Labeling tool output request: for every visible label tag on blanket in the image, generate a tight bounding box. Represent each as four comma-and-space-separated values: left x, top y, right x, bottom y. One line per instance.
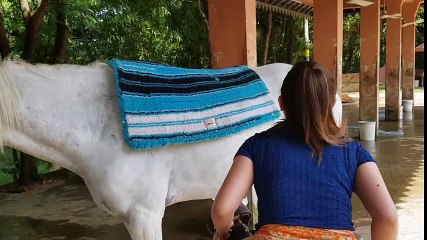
204, 118, 217, 129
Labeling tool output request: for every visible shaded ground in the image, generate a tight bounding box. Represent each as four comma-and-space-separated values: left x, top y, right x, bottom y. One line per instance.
0, 104, 424, 240
345, 105, 424, 240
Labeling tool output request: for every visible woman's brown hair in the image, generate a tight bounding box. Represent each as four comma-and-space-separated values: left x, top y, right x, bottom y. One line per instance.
280, 61, 349, 162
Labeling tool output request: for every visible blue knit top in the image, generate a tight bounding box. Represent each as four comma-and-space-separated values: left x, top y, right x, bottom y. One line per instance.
235, 125, 376, 231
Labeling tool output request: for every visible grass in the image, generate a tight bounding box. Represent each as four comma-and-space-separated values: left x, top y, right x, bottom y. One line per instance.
378, 87, 424, 93
415, 87, 424, 93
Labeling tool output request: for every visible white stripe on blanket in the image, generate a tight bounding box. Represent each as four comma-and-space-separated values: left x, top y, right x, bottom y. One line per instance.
126, 94, 273, 124
128, 103, 277, 136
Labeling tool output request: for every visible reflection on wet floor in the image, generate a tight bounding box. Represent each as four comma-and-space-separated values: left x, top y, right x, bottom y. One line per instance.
0, 106, 424, 240
345, 105, 424, 240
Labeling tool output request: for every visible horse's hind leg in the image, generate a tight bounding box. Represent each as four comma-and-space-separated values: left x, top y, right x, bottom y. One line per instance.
124, 205, 165, 240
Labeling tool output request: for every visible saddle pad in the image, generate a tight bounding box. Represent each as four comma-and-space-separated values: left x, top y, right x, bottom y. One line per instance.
107, 59, 280, 150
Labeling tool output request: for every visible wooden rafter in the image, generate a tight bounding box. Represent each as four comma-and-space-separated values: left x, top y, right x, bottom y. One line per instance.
256, 0, 313, 18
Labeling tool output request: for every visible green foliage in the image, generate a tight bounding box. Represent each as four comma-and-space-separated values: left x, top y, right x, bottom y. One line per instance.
1, 1, 424, 69
415, 5, 424, 69
343, 13, 360, 73
256, 10, 308, 65
0, 149, 15, 185
415, 5, 424, 46
1, 0, 211, 67
0, 149, 52, 186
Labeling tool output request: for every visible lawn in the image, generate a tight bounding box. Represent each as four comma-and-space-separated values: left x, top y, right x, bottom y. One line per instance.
415, 87, 424, 93
378, 87, 424, 93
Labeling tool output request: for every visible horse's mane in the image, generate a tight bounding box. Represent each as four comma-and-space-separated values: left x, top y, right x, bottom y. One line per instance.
0, 60, 21, 151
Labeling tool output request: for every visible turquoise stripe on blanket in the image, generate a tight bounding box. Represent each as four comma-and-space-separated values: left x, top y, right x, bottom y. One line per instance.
107, 59, 280, 150
119, 60, 248, 76
121, 81, 269, 112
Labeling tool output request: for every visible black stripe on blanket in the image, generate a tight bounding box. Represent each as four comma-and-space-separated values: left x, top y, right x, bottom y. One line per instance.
119, 74, 260, 94
118, 69, 255, 84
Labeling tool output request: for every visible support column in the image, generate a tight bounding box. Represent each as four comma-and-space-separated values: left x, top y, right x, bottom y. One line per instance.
313, 0, 343, 94
385, 0, 404, 121
359, 0, 381, 127
402, 0, 422, 102
208, 0, 257, 69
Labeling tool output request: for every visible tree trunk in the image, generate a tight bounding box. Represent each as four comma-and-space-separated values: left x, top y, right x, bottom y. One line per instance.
0, 12, 11, 59
22, 24, 38, 61
52, 0, 68, 64
20, 0, 50, 62
18, 152, 39, 184
279, 15, 287, 63
198, 0, 209, 31
262, 10, 273, 65
286, 15, 294, 64
17, 0, 49, 183
12, 149, 20, 181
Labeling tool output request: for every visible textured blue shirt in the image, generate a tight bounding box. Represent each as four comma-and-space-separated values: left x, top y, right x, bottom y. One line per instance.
235, 126, 376, 231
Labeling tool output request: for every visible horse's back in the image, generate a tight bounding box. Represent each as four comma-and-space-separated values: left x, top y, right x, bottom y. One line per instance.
253, 63, 292, 102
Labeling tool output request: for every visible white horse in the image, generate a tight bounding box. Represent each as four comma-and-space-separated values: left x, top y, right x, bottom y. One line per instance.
0, 60, 342, 240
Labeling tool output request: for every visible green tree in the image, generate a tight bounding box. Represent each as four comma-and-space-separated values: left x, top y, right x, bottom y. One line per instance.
415, 5, 424, 69
342, 12, 360, 73
0, 12, 11, 58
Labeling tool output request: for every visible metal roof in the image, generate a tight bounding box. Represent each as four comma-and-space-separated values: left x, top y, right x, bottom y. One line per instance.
256, 0, 313, 18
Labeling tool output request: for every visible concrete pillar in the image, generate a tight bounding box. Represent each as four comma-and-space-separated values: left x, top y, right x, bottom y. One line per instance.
208, 0, 257, 69
402, 0, 422, 102
313, 0, 343, 94
385, 0, 404, 121
359, 0, 380, 128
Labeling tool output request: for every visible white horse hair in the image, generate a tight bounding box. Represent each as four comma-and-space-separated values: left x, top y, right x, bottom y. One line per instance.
0, 60, 342, 240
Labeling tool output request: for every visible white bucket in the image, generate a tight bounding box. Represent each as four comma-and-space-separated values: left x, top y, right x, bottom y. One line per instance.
403, 111, 414, 121
359, 121, 376, 141
415, 80, 420, 88
402, 100, 414, 112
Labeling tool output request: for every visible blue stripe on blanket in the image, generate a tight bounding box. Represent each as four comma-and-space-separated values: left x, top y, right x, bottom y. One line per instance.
120, 81, 269, 112
107, 59, 280, 150
119, 60, 248, 76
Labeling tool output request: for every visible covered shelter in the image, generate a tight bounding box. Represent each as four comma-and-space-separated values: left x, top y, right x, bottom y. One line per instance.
206, 0, 423, 225
208, 0, 423, 125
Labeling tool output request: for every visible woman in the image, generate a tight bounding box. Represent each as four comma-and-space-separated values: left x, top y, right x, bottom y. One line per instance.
211, 61, 398, 240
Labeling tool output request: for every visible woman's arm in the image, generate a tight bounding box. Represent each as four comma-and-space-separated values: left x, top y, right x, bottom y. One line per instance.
354, 162, 398, 240
211, 155, 254, 239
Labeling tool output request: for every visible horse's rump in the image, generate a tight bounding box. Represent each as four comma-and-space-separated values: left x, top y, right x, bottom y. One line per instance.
107, 59, 280, 150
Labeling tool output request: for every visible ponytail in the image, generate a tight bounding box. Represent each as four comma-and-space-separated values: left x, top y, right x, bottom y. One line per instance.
280, 61, 349, 162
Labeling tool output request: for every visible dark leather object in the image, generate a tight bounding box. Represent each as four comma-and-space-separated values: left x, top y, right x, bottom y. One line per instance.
234, 203, 252, 226
227, 203, 253, 240
228, 222, 253, 240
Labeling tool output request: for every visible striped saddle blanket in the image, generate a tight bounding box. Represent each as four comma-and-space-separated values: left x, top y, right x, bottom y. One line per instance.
107, 59, 280, 150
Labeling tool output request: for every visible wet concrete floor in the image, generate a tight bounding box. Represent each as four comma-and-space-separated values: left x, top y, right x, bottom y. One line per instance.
0, 105, 424, 240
